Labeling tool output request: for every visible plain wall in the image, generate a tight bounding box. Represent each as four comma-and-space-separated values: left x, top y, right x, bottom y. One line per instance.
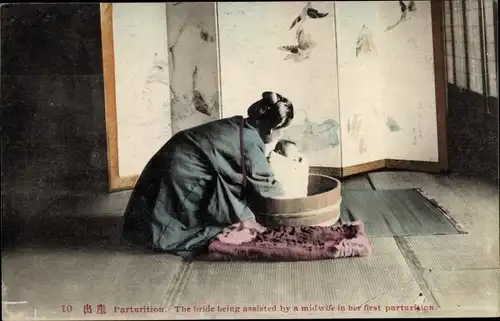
446, 84, 499, 183
443, 0, 499, 183
1, 3, 108, 248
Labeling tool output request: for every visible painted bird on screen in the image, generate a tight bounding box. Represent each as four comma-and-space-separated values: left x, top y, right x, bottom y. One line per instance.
278, 28, 317, 62
399, 0, 417, 19
289, 2, 329, 31
191, 66, 212, 116
386, 0, 417, 31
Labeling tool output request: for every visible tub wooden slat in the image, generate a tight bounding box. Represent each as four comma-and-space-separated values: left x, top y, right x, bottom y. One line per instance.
249, 174, 342, 226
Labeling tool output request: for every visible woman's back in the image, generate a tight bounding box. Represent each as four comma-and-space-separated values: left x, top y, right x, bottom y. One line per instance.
122, 116, 265, 251
121, 91, 295, 257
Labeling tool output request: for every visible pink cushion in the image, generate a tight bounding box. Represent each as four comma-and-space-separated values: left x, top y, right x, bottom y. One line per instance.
202, 220, 373, 261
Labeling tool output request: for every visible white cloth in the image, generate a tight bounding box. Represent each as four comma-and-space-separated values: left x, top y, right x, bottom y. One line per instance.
268, 151, 309, 199
264, 141, 279, 158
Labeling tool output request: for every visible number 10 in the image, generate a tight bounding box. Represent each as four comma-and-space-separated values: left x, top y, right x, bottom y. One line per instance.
61, 305, 73, 312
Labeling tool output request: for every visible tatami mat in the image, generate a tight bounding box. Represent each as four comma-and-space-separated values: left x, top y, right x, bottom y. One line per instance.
368, 172, 499, 317
2, 250, 185, 320
403, 234, 499, 270
367, 172, 499, 268
435, 174, 499, 235
340, 189, 462, 237
3, 172, 498, 320
171, 238, 426, 318
13, 194, 130, 249
341, 175, 372, 189
422, 269, 499, 312
367, 172, 438, 190
367, 171, 499, 236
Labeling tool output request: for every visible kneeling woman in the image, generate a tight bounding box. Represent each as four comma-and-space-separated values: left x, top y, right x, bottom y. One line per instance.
122, 91, 294, 257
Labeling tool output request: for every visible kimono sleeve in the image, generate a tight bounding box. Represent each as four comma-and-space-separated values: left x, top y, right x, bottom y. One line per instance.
244, 142, 284, 198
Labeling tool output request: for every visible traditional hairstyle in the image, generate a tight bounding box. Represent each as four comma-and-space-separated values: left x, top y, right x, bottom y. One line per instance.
247, 91, 294, 130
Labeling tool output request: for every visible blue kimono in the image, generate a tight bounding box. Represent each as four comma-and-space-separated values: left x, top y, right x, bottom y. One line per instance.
122, 116, 284, 257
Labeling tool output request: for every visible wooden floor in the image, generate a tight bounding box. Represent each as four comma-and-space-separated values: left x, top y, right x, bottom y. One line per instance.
2, 171, 499, 319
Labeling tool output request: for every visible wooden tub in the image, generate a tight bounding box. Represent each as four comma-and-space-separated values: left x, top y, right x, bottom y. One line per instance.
249, 174, 342, 227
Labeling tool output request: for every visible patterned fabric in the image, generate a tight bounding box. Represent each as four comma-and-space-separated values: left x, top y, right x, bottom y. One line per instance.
203, 220, 373, 261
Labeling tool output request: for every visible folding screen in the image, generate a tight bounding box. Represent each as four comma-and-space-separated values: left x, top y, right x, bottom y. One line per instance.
166, 2, 220, 134
334, 0, 446, 175
100, 3, 172, 191
101, 1, 446, 192
216, 1, 342, 173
